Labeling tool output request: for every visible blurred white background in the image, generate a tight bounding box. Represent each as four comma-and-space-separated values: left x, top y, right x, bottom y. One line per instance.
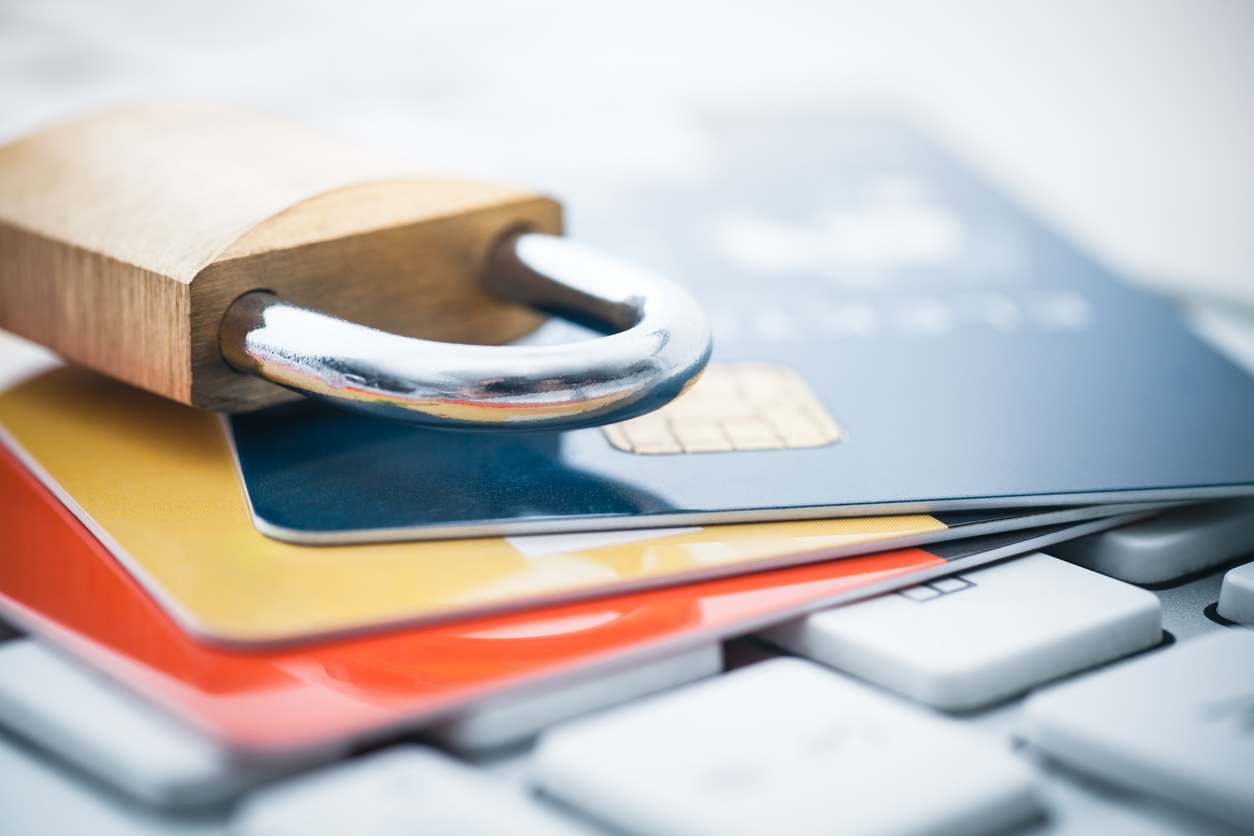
2, 0, 1251, 350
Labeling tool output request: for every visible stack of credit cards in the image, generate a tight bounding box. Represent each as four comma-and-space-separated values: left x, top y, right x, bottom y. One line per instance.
2, 114, 1253, 799
227, 115, 1254, 542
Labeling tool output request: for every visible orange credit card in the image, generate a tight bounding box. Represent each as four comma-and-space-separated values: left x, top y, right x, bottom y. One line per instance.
0, 442, 1135, 760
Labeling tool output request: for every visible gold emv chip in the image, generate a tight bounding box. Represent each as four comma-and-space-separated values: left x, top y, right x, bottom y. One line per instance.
602, 363, 842, 454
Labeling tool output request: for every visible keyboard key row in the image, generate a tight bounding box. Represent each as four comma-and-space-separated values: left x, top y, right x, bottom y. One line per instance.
231, 627, 1254, 836
2, 544, 1252, 835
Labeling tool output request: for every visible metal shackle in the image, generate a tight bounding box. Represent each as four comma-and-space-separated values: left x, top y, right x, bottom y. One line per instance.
218, 233, 712, 430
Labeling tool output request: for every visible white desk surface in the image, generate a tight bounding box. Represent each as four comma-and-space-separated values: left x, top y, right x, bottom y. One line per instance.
2, 0, 1251, 307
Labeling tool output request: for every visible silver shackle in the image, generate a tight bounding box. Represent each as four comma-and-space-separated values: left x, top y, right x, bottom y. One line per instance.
219, 233, 712, 430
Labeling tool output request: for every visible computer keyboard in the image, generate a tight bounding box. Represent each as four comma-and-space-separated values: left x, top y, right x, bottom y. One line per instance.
2, 503, 1253, 836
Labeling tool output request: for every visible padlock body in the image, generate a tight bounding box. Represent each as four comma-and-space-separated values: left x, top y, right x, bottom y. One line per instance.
0, 106, 561, 411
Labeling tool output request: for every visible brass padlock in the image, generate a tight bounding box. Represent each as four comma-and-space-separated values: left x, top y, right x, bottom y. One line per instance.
0, 106, 710, 429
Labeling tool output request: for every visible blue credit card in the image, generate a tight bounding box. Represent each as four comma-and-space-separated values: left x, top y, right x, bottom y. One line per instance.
228, 115, 1254, 541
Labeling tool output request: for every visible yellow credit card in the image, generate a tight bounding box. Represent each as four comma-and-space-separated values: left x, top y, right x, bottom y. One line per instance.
0, 366, 1106, 645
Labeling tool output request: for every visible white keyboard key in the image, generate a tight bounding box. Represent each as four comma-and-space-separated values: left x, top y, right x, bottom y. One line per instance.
533, 658, 1039, 836
0, 639, 287, 807
1023, 629, 1254, 831
1217, 561, 1254, 625
760, 553, 1162, 711
1048, 498, 1254, 584
0, 730, 226, 836
431, 644, 721, 751
231, 745, 591, 836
